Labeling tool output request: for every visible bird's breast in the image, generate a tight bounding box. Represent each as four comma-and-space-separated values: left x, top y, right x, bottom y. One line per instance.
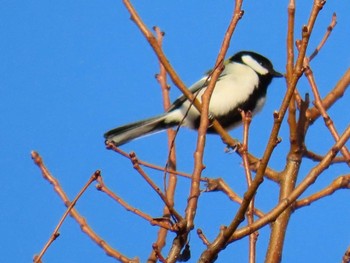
207, 65, 260, 116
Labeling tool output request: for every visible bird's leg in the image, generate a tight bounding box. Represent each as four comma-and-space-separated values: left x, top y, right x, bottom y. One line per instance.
224, 144, 238, 153
207, 112, 215, 128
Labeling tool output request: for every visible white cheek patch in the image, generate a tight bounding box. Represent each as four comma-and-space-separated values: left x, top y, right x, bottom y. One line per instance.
242, 55, 269, 75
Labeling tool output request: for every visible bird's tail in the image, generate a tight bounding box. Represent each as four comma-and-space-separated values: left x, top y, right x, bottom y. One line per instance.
104, 113, 175, 146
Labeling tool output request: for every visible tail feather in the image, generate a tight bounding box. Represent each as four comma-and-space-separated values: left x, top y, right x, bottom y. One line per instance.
104, 113, 174, 146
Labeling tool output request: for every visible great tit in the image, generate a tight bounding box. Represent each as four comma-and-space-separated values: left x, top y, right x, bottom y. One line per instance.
104, 51, 283, 146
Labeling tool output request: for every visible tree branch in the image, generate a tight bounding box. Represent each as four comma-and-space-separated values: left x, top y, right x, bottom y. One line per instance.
31, 151, 138, 263
295, 174, 350, 208
230, 124, 350, 242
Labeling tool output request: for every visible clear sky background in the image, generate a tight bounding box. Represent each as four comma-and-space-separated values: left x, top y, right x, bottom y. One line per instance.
1, 1, 350, 262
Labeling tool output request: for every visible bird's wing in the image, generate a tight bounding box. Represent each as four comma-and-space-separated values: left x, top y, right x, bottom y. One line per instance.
167, 73, 228, 112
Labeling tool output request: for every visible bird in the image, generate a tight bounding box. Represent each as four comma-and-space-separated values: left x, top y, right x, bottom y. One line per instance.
104, 51, 283, 146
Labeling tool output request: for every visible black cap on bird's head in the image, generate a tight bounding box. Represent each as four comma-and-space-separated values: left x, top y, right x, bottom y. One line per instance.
229, 51, 284, 78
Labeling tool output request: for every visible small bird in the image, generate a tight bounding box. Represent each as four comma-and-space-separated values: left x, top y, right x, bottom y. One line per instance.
104, 51, 283, 146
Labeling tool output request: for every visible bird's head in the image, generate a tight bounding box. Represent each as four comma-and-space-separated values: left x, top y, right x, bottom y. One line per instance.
229, 51, 284, 78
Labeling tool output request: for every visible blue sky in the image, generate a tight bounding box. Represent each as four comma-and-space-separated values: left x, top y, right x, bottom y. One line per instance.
1, 1, 349, 262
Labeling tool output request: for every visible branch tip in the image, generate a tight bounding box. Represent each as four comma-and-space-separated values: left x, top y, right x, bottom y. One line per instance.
31, 151, 42, 165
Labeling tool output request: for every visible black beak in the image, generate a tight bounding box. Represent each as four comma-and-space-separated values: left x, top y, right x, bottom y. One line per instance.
272, 70, 284, 78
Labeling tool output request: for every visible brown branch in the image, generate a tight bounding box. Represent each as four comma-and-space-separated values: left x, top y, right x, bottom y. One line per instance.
31, 151, 138, 263
129, 152, 183, 223
34, 171, 100, 263
304, 61, 350, 165
264, 2, 326, 262
95, 176, 175, 231
239, 110, 258, 263
266, 91, 308, 263
165, 0, 245, 260
184, 1, 245, 260
197, 229, 211, 246
306, 67, 350, 123
286, 0, 295, 81
107, 140, 269, 218
309, 12, 337, 61
343, 245, 350, 263
244, 157, 280, 183
152, 243, 167, 263
107, 142, 279, 182
286, 0, 298, 154
204, 178, 264, 218
266, 158, 301, 262
197, 0, 324, 258
149, 26, 179, 263
286, 0, 302, 111
106, 142, 204, 181
122, 0, 240, 152
230, 124, 350, 242
230, 3, 326, 250
295, 174, 350, 208
303, 148, 347, 163
197, 2, 327, 254
297, 94, 310, 151
288, 90, 298, 152
265, 95, 308, 263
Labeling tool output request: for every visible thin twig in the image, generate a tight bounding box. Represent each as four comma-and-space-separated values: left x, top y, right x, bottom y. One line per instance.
31, 151, 138, 263
34, 171, 100, 263
205, 0, 326, 253
149, 26, 179, 262
152, 243, 167, 263
343, 245, 350, 263
309, 12, 337, 61
186, 0, 245, 261
304, 60, 350, 165
295, 174, 350, 208
122, 0, 240, 149
230, 124, 350, 242
197, 229, 211, 246
106, 142, 206, 181
265, 3, 328, 260
96, 176, 175, 231
307, 68, 350, 123
266, 88, 309, 263
303, 148, 347, 163
129, 152, 183, 223
240, 110, 258, 263
244, 158, 280, 183
204, 178, 264, 218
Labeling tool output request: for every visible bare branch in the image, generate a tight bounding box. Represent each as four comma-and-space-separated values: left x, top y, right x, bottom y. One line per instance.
303, 148, 348, 163
304, 61, 350, 165
307, 68, 350, 123
343, 245, 350, 263
309, 12, 337, 61
230, 124, 350, 242
197, 229, 211, 246
34, 171, 100, 263
122, 0, 240, 148
178, 1, 245, 261
31, 151, 138, 263
239, 110, 258, 263
152, 243, 167, 263
129, 152, 183, 223
264, 3, 327, 260
204, 178, 264, 218
96, 176, 175, 231
148, 26, 179, 262
295, 174, 350, 208
106, 142, 203, 181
